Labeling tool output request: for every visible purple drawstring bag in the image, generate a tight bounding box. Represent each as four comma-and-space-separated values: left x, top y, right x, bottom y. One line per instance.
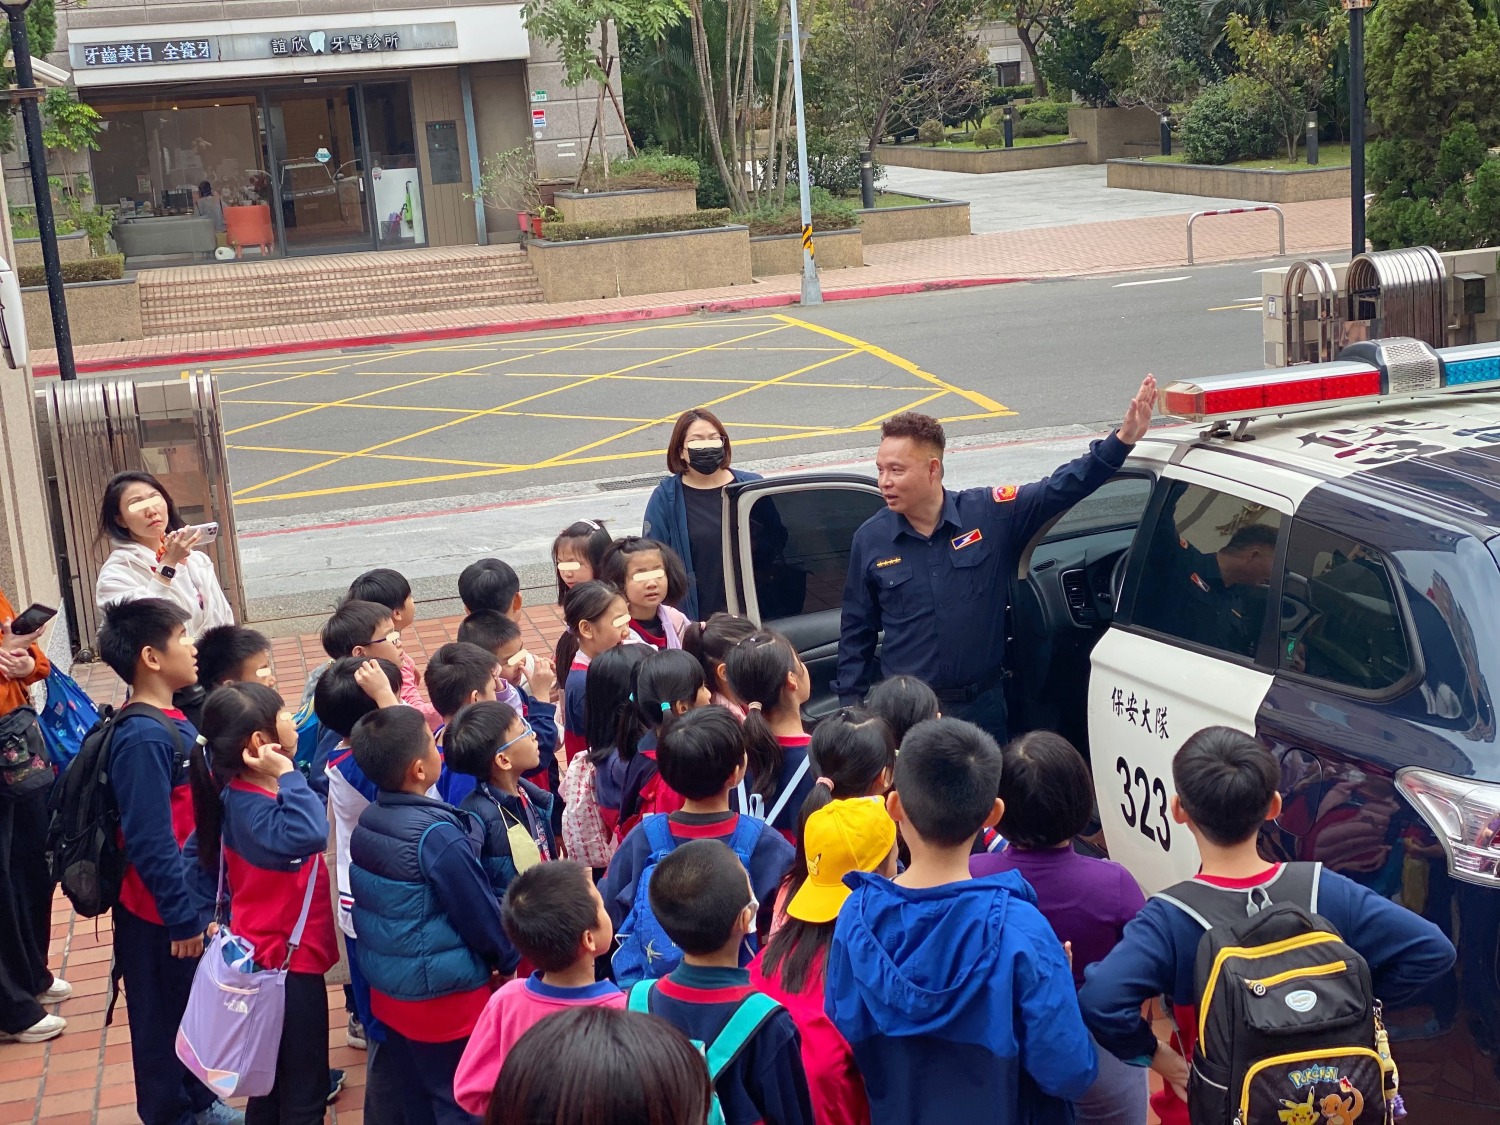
175, 853, 321, 1099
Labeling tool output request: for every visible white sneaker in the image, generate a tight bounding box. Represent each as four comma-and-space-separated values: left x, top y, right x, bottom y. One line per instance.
36, 977, 73, 1004
0, 1013, 66, 1043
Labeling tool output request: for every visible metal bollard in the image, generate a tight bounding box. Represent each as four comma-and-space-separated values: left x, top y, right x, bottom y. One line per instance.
1160, 115, 1172, 157
1306, 112, 1318, 165
1003, 104, 1015, 148
859, 149, 875, 209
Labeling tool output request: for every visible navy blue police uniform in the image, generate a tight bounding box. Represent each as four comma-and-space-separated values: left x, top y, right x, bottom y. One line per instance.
832, 432, 1132, 740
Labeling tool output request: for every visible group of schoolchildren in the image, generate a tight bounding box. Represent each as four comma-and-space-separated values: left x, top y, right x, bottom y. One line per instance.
93, 516, 1459, 1125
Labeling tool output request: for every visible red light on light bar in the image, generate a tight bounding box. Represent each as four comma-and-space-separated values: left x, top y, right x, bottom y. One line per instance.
1164, 369, 1381, 421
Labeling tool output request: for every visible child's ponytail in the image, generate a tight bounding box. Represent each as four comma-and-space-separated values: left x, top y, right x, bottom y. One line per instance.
556, 580, 622, 674
189, 682, 285, 871
628, 649, 706, 751
725, 630, 799, 800
584, 645, 647, 766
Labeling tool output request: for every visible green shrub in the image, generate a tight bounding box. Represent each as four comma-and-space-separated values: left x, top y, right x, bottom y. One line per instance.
986, 83, 1037, 106
1017, 101, 1071, 134
917, 119, 945, 145
579, 149, 700, 191
971, 127, 1004, 149
540, 209, 733, 242
1181, 78, 1280, 165
743, 189, 857, 236
1014, 117, 1053, 139
18, 254, 125, 287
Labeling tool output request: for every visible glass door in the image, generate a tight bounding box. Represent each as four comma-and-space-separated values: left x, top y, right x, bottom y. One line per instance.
360, 82, 425, 248
267, 86, 370, 254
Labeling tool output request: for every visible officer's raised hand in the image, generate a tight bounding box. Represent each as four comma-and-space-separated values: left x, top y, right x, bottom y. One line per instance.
1118, 374, 1158, 445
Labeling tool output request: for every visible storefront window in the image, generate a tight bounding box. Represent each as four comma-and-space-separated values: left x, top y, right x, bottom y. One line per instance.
363, 82, 424, 247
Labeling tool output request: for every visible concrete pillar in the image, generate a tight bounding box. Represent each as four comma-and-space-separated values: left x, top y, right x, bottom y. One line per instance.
526, 29, 630, 183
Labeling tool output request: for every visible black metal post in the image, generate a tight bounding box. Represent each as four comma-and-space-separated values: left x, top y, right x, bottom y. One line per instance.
1306, 112, 1319, 165
1349, 3, 1366, 257
1003, 104, 1014, 148
1160, 115, 1172, 156
4, 2, 75, 379
859, 149, 875, 209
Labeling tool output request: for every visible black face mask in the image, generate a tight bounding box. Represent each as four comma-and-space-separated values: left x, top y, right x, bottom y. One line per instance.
687, 446, 726, 475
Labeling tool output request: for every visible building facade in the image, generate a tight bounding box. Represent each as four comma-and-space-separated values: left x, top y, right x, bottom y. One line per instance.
23, 0, 625, 261
976, 20, 1036, 86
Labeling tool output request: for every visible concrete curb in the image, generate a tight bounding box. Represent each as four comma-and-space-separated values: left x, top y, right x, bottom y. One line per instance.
30, 276, 1027, 377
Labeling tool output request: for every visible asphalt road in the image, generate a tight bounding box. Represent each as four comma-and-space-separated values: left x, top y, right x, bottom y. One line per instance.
128, 257, 1304, 525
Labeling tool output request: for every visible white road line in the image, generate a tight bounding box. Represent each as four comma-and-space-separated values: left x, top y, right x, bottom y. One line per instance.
1113, 276, 1191, 288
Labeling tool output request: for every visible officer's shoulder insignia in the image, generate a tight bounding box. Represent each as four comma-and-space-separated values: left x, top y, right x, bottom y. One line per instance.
1179, 536, 1190, 549
992, 485, 1019, 503
1190, 572, 1211, 593
875, 556, 903, 569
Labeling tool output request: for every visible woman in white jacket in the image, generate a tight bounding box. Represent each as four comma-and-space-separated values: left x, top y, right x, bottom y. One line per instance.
95, 471, 233, 641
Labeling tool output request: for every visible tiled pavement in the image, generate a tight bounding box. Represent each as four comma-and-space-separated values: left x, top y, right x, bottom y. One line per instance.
32, 197, 1352, 375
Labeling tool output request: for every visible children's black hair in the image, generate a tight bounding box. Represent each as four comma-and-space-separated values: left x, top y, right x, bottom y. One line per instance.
759, 915, 836, 997
552, 519, 612, 604
487, 1006, 711, 1125
657, 705, 746, 801
313, 656, 402, 738
459, 557, 520, 615
682, 612, 757, 698
864, 675, 940, 749
584, 644, 648, 766
445, 700, 523, 779
599, 536, 690, 609
501, 860, 600, 973
647, 839, 753, 955
617, 649, 706, 764
98, 470, 185, 542
189, 682, 284, 870
998, 731, 1095, 849
456, 609, 521, 655
97, 597, 190, 685
424, 641, 500, 719
195, 625, 271, 690
554, 580, 623, 677
724, 630, 801, 800
346, 568, 413, 614
351, 705, 432, 791
320, 600, 393, 661
1173, 725, 1279, 847
894, 717, 1003, 848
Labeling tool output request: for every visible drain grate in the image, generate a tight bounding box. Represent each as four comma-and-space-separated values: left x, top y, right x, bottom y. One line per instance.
597, 475, 661, 492
340, 344, 396, 354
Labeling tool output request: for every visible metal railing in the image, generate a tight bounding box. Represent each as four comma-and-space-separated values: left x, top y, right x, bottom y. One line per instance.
1186, 205, 1286, 265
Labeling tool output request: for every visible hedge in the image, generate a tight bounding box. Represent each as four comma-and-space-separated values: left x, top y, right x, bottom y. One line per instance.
1017, 101, 1071, 135
578, 150, 701, 191
540, 209, 734, 242
986, 83, 1037, 106
19, 255, 125, 287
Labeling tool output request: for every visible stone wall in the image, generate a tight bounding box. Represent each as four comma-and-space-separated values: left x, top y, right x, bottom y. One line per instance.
750, 229, 863, 277
856, 198, 970, 245
526, 225, 751, 303
553, 187, 697, 224
1069, 107, 1160, 162
1108, 159, 1351, 204
13, 233, 92, 267
22, 279, 143, 350
875, 140, 1087, 174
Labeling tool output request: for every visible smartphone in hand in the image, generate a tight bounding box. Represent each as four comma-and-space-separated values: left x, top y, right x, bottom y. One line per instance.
186, 522, 220, 545
8, 603, 57, 636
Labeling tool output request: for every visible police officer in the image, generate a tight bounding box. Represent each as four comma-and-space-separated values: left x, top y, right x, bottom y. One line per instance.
832, 376, 1157, 741
1142, 505, 1277, 658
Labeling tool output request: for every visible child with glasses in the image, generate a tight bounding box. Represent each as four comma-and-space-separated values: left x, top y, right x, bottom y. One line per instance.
346, 568, 441, 731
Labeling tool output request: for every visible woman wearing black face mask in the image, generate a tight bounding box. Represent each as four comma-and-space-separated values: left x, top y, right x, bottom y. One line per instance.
643, 409, 765, 620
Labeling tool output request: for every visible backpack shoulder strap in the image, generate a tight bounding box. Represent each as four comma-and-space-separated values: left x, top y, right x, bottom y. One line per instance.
725, 812, 766, 863
1155, 863, 1324, 931
642, 814, 677, 859
627, 979, 656, 1014
115, 702, 187, 757
764, 754, 812, 826
706, 993, 783, 1081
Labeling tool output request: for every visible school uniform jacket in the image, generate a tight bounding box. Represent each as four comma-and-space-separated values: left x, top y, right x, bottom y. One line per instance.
458, 779, 556, 903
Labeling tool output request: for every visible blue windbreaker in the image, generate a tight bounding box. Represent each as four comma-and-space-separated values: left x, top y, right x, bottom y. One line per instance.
825, 870, 1098, 1125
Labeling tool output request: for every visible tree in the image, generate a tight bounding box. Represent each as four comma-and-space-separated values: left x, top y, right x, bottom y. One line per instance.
982, 0, 1071, 97
1224, 10, 1344, 159
1038, 0, 1140, 107
522, 0, 689, 183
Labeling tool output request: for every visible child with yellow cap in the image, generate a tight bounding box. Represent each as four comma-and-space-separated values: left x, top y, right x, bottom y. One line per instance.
751, 795, 898, 1125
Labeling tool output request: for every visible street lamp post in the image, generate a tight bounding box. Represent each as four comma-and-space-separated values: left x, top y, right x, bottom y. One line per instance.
785, 0, 822, 306
1346, 0, 1372, 258
3, 0, 75, 379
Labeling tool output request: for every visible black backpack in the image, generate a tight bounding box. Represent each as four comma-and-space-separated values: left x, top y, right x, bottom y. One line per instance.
1157, 863, 1395, 1125
47, 702, 185, 918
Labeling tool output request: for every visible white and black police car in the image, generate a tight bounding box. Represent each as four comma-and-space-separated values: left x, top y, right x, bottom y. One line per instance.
706, 335, 1500, 1119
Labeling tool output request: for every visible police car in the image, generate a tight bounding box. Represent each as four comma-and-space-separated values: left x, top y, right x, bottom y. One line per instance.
712, 335, 1500, 1119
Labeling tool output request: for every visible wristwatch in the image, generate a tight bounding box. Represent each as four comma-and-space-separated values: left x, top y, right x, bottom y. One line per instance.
157, 565, 177, 582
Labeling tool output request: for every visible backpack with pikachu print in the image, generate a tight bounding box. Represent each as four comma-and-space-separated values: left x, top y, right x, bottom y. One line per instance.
1157, 863, 1403, 1125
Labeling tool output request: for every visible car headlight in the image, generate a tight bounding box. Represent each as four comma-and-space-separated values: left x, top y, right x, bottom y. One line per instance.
1396, 767, 1500, 886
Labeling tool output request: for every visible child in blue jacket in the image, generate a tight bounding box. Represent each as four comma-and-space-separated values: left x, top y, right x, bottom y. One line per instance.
825, 717, 1097, 1125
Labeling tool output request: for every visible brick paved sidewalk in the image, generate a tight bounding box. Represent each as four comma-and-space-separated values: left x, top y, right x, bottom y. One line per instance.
32, 198, 1350, 376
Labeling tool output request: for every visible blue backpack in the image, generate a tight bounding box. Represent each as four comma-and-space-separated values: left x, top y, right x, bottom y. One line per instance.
38, 668, 100, 771
612, 814, 765, 987
291, 697, 323, 778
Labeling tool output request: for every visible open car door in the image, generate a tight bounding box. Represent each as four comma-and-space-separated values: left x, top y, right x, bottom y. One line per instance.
722, 474, 884, 720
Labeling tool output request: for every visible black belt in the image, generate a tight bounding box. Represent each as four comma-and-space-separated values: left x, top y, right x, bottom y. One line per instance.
933, 667, 1008, 705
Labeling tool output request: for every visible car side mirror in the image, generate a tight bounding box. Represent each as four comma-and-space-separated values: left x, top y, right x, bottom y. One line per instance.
0, 255, 29, 371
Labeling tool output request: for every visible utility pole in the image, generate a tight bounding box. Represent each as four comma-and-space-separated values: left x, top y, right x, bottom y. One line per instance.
786, 0, 822, 305
1346, 0, 1371, 259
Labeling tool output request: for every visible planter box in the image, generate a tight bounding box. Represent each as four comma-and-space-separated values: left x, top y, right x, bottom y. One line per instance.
751, 228, 863, 277
1106, 159, 1352, 204
526, 226, 752, 303
856, 196, 971, 245
876, 141, 1087, 174
1069, 106, 1162, 162
22, 278, 142, 349
13, 231, 91, 268
553, 187, 698, 224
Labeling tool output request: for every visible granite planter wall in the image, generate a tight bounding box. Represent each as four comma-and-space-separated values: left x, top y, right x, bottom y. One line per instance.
23, 278, 142, 349
552, 187, 699, 224
526, 225, 752, 302
875, 140, 1087, 174
855, 197, 970, 244
1106, 159, 1352, 204
750, 228, 863, 276
14, 232, 91, 268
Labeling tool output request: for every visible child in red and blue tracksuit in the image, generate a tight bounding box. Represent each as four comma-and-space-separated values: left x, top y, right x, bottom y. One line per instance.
188, 682, 336, 1125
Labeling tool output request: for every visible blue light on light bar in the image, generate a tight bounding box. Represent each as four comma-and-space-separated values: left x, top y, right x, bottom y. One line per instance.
1445, 355, 1500, 386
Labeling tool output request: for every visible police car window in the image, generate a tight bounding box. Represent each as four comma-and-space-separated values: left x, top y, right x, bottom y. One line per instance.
1040, 474, 1153, 543
744, 488, 885, 620
1279, 521, 1411, 691
1131, 481, 1282, 660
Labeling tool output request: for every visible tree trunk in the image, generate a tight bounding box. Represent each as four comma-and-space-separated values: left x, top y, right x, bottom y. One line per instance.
1018, 23, 1048, 97
688, 0, 746, 211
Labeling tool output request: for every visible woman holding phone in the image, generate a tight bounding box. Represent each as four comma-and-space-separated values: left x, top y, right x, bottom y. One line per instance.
95, 471, 233, 640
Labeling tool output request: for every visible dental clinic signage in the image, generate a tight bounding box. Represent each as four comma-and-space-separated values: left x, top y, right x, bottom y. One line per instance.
72, 22, 458, 70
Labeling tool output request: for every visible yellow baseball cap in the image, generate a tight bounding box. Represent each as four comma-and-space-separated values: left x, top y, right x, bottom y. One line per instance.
787, 797, 897, 924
